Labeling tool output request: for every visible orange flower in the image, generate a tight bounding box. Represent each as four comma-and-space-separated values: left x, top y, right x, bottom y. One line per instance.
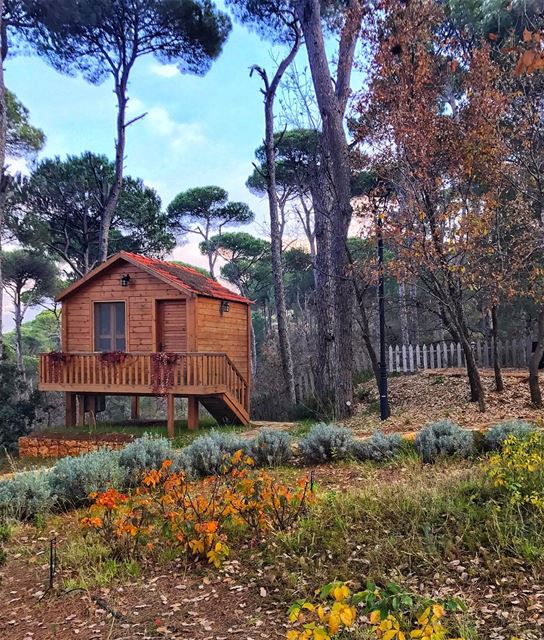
143, 469, 161, 488
94, 488, 127, 509
80, 516, 103, 529
195, 520, 219, 534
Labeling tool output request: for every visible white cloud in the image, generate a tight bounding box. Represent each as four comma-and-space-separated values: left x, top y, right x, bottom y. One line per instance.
148, 63, 180, 78
127, 98, 206, 155
146, 107, 206, 154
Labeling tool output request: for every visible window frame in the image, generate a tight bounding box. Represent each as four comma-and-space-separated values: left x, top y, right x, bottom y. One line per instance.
93, 301, 127, 352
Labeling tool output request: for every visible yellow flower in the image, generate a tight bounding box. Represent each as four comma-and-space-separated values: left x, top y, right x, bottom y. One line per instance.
188, 538, 205, 554
370, 610, 382, 624
332, 584, 350, 602
338, 605, 355, 627
328, 611, 340, 635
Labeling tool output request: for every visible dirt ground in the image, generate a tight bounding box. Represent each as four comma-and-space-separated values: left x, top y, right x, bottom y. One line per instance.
3, 371, 544, 639
1, 458, 544, 640
344, 368, 544, 436
0, 553, 286, 640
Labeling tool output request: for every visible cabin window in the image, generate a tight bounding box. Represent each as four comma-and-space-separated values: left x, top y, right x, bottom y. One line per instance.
94, 302, 126, 352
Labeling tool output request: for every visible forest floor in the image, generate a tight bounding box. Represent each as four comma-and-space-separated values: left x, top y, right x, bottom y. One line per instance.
344, 368, 543, 436
2, 370, 544, 638
2, 368, 539, 476
1, 457, 544, 640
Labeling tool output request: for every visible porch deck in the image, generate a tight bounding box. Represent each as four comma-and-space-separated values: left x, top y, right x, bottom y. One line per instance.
38, 351, 250, 427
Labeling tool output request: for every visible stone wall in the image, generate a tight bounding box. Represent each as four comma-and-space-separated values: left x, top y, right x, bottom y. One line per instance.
19, 432, 134, 459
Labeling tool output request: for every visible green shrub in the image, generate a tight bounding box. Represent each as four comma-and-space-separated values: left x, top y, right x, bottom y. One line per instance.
119, 434, 173, 483
487, 432, 544, 511
0, 360, 41, 453
249, 429, 292, 467
483, 420, 534, 452
414, 420, 474, 463
350, 431, 403, 462
174, 430, 248, 478
49, 450, 126, 508
0, 521, 10, 543
299, 423, 354, 464
354, 385, 373, 404
0, 471, 54, 520
0, 520, 9, 566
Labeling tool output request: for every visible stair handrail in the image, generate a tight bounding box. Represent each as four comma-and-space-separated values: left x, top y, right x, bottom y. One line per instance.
222, 354, 249, 410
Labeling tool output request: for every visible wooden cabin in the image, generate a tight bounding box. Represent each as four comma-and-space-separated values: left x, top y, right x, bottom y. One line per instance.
38, 251, 252, 433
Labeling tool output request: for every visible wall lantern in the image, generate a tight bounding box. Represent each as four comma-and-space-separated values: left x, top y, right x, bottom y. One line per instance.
120, 274, 131, 287
220, 300, 230, 314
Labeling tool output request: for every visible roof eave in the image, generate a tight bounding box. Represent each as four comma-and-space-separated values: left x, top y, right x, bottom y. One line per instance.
56, 251, 197, 301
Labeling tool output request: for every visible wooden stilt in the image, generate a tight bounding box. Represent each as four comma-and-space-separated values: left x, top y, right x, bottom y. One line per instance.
76, 394, 85, 427
131, 396, 140, 421
87, 395, 97, 428
188, 396, 199, 430
167, 394, 175, 438
65, 392, 76, 427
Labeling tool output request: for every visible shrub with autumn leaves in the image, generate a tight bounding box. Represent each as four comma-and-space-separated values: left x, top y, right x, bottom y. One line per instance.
487, 432, 544, 512
287, 582, 467, 640
80, 450, 313, 568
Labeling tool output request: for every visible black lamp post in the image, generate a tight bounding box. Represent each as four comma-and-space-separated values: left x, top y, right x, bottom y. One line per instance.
373, 187, 390, 420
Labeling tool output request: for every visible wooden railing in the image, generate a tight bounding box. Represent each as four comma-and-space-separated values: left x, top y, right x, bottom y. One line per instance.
39, 352, 249, 411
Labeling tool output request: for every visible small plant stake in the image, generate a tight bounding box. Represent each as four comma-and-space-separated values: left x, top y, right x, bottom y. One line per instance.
49, 536, 57, 590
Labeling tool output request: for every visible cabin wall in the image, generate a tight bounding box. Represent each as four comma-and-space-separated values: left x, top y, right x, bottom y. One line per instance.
195, 297, 250, 382
62, 261, 190, 352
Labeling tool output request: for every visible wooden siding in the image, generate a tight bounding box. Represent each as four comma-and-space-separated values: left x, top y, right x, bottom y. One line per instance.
63, 261, 189, 352
195, 297, 249, 381
61, 258, 250, 389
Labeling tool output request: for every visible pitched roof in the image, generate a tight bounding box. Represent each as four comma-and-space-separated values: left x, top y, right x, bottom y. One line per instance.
57, 251, 251, 304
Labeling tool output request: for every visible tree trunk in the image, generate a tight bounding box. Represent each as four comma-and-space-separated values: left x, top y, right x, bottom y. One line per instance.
295, 0, 360, 418
295, 194, 318, 287
346, 245, 380, 387
398, 282, 410, 346
14, 291, 24, 378
310, 174, 337, 414
207, 249, 216, 280
491, 305, 504, 393
97, 77, 128, 263
410, 284, 419, 343
0, 0, 7, 359
458, 333, 485, 411
529, 306, 544, 407
452, 306, 486, 411
250, 316, 257, 377
355, 307, 380, 388
254, 36, 300, 406
264, 106, 296, 404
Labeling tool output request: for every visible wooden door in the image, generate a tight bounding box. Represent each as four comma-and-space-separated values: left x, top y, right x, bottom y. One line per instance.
157, 300, 187, 352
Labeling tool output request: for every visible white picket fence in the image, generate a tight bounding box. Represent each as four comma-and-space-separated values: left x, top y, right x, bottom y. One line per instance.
387, 337, 530, 374
295, 337, 531, 399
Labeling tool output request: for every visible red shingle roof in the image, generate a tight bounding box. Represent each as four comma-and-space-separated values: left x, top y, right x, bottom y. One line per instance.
124, 253, 250, 304
56, 251, 251, 304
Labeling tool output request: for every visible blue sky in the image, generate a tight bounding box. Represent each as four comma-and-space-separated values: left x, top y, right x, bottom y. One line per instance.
6, 12, 307, 262
2, 8, 311, 330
